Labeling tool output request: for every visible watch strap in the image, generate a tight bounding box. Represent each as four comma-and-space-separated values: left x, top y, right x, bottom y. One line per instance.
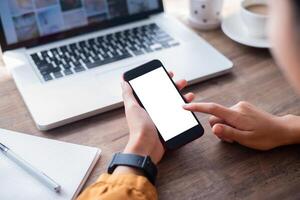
108, 153, 157, 185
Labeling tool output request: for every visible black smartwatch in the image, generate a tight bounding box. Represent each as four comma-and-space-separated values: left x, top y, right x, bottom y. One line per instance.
108, 153, 157, 185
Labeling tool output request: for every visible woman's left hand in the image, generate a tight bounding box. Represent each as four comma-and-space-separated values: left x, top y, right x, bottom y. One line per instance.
122, 72, 195, 164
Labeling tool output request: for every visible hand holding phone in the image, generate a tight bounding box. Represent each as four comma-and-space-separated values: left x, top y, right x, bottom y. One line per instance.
124, 60, 204, 150
122, 81, 165, 164
122, 70, 197, 164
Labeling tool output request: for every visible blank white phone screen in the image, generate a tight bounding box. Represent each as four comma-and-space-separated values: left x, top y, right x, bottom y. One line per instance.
129, 67, 199, 141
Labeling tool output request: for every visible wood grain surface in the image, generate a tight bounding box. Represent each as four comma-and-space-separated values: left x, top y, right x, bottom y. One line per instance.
1, 0, 300, 199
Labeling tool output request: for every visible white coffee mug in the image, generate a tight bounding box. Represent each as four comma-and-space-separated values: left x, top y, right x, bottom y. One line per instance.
189, 0, 224, 30
241, 0, 269, 38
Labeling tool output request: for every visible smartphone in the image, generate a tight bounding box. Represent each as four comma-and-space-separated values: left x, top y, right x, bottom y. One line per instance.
124, 60, 204, 150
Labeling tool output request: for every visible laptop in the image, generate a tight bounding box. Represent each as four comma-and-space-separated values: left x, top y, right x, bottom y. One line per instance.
0, 0, 232, 131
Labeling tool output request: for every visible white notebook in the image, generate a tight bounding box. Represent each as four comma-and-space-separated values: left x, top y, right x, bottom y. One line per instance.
0, 128, 101, 200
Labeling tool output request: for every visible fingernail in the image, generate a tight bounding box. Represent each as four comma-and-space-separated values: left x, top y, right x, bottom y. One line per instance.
182, 103, 190, 108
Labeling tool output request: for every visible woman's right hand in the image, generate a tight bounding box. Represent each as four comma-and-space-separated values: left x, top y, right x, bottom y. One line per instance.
184, 101, 300, 150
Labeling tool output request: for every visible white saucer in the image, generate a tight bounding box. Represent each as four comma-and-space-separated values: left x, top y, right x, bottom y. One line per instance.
221, 12, 270, 48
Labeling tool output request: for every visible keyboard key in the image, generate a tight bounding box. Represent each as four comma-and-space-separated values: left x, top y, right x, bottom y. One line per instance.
74, 67, 85, 73
150, 44, 163, 51
52, 66, 61, 73
145, 48, 154, 53
168, 41, 180, 47
31, 54, 40, 63
39, 64, 53, 75
162, 43, 171, 48
53, 71, 63, 79
43, 74, 52, 81
133, 50, 144, 56
64, 69, 73, 76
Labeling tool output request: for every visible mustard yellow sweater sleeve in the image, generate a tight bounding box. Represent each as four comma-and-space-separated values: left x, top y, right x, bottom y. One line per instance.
77, 173, 158, 200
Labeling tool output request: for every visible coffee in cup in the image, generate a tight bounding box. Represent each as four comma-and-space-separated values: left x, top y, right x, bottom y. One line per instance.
241, 0, 269, 38
246, 4, 268, 15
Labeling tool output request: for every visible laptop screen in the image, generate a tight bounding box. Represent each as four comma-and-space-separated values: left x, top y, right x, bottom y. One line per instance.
0, 0, 163, 50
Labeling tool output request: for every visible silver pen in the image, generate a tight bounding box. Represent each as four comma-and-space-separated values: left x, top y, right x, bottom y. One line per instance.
0, 143, 61, 193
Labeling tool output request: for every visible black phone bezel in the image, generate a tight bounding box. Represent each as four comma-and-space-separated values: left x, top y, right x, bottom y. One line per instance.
123, 60, 204, 150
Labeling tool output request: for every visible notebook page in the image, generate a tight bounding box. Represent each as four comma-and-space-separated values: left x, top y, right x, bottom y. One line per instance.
0, 128, 100, 200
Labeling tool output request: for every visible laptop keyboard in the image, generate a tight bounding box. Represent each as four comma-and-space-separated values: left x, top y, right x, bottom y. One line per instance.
30, 23, 180, 82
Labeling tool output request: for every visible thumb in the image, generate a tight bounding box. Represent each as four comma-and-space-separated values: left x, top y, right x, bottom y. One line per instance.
212, 124, 248, 144
121, 81, 138, 108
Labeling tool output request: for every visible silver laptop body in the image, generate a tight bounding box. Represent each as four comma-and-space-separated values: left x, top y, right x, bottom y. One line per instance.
0, 0, 232, 130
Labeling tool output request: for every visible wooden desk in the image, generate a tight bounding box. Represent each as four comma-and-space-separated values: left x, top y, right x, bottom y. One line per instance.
1, 0, 300, 199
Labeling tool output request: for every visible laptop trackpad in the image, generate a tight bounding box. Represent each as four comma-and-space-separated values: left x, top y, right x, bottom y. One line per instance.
94, 60, 147, 98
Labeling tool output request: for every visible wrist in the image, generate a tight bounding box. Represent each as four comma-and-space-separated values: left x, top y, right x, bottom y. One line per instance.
124, 140, 152, 157
279, 115, 300, 145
